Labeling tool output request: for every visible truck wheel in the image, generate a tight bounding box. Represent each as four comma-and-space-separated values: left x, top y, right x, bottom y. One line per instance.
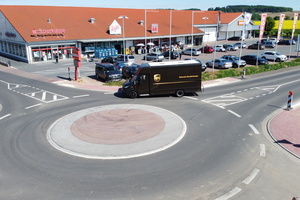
175, 89, 184, 97
128, 90, 138, 99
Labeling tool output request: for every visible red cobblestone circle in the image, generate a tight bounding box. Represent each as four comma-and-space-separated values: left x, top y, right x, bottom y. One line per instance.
71, 109, 165, 144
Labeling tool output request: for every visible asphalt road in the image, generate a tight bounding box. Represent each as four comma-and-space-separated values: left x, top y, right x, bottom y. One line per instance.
0, 44, 300, 199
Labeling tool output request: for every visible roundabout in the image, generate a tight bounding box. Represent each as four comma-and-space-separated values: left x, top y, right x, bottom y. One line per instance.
47, 104, 186, 159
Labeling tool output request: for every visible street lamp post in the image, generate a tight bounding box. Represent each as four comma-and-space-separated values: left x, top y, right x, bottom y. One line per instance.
144, 10, 158, 61
202, 17, 208, 47
191, 11, 204, 59
118, 15, 128, 62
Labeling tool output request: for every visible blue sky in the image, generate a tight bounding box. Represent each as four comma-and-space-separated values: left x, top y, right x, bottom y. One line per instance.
1, 0, 300, 11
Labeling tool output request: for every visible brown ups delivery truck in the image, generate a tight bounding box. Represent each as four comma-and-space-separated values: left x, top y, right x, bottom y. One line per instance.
122, 60, 202, 98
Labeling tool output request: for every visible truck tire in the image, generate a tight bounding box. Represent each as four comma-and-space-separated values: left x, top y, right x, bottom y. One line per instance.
128, 90, 138, 99
175, 89, 184, 97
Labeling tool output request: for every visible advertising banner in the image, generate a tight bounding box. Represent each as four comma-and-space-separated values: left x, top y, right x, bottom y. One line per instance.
291, 13, 299, 39
276, 14, 285, 42
259, 13, 267, 42
242, 12, 252, 40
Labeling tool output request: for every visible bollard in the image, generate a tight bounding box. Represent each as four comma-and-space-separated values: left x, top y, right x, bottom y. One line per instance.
287, 91, 293, 111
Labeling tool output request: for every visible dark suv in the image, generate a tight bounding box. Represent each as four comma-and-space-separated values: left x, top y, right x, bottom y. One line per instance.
95, 63, 122, 82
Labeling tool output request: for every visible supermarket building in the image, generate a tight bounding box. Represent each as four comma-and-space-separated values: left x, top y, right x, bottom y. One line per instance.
0, 5, 255, 63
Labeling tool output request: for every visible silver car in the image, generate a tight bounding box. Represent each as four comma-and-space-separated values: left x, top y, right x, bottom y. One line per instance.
181, 48, 201, 56
206, 59, 233, 69
143, 52, 164, 62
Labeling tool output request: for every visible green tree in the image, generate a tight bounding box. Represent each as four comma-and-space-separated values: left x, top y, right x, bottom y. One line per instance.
273, 16, 279, 20
265, 16, 275, 36
252, 12, 261, 20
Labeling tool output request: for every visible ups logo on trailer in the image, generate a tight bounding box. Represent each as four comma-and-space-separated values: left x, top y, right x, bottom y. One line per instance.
154, 74, 161, 82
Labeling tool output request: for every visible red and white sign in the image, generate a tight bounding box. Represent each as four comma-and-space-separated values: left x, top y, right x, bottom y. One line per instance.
109, 20, 121, 35
72, 48, 81, 61
259, 13, 267, 42
291, 13, 298, 39
151, 24, 158, 33
276, 14, 285, 42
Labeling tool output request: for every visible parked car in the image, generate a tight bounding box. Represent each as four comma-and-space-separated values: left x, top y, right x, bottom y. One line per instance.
240, 55, 269, 65
248, 43, 265, 50
228, 36, 242, 41
262, 41, 276, 48
199, 46, 214, 53
184, 58, 207, 71
234, 42, 247, 48
122, 64, 139, 79
163, 51, 179, 59
117, 55, 135, 63
95, 63, 122, 82
181, 48, 201, 56
268, 38, 279, 44
115, 62, 132, 71
225, 44, 239, 51
101, 56, 118, 64
221, 55, 246, 68
214, 45, 227, 52
261, 51, 287, 62
206, 59, 233, 69
278, 39, 296, 45
143, 52, 164, 61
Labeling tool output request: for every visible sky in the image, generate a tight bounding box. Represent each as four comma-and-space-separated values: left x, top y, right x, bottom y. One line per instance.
1, 0, 300, 11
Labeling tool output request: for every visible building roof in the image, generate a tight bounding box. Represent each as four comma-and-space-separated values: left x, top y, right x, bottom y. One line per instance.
0, 6, 206, 43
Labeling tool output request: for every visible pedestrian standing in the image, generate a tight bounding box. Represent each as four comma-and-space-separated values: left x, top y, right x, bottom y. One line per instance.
55, 54, 58, 64
241, 68, 245, 79
179, 52, 182, 60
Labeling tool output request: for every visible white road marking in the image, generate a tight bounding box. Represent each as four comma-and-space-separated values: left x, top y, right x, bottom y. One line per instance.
260, 144, 266, 157
0, 114, 11, 120
227, 110, 241, 118
73, 94, 90, 98
183, 96, 198, 100
25, 103, 42, 109
248, 124, 260, 134
242, 168, 260, 185
215, 187, 242, 200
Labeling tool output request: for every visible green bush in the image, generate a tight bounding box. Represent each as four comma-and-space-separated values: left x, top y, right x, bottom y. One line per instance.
202, 59, 300, 81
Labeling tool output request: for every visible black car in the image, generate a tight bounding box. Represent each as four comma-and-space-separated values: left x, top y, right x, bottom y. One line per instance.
184, 58, 207, 71
101, 56, 118, 64
248, 43, 265, 50
122, 65, 139, 79
163, 51, 179, 59
240, 55, 269, 65
95, 63, 122, 82
228, 36, 242, 41
278, 39, 296, 45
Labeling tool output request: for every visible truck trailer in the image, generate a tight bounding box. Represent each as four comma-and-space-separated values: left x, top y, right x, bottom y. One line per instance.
122, 60, 202, 98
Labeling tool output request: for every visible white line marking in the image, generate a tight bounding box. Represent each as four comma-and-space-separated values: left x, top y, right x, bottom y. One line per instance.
215, 187, 242, 200
183, 96, 198, 100
25, 103, 42, 109
0, 114, 11, 120
242, 168, 260, 185
42, 91, 46, 100
73, 94, 90, 98
260, 144, 266, 157
53, 94, 57, 100
248, 124, 260, 135
227, 110, 241, 118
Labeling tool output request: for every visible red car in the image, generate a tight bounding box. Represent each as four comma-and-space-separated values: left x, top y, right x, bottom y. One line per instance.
199, 46, 214, 53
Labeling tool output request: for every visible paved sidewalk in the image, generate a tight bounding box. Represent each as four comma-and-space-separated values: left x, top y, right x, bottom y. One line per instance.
268, 105, 300, 159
